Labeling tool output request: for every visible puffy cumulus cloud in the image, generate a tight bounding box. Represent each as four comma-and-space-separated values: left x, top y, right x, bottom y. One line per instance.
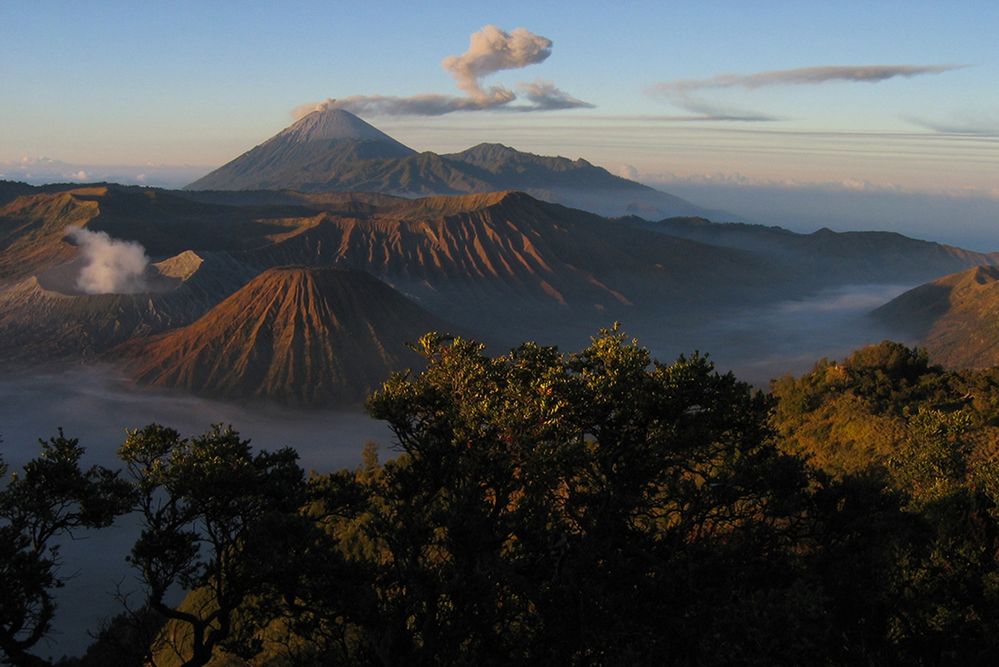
65, 227, 150, 294
294, 25, 591, 118
650, 64, 964, 121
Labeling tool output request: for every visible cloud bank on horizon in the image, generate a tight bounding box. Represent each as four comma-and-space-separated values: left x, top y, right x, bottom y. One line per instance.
650, 64, 964, 121
905, 110, 999, 136
294, 25, 592, 118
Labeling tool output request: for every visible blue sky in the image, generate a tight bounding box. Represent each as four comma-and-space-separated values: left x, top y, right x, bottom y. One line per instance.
2, 0, 997, 197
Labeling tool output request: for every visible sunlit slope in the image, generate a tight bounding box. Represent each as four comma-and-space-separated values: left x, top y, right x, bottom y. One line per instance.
0, 188, 104, 284
124, 267, 451, 405
873, 265, 999, 368
236, 191, 781, 338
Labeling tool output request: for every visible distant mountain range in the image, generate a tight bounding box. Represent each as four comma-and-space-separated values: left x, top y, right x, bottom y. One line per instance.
636, 216, 999, 287
2, 174, 997, 404
873, 266, 999, 368
186, 108, 719, 220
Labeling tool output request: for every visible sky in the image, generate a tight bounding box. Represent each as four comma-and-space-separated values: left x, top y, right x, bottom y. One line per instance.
2, 1, 997, 242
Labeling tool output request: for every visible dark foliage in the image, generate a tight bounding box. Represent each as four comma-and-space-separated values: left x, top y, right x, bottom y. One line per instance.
0, 432, 133, 667
9, 335, 999, 666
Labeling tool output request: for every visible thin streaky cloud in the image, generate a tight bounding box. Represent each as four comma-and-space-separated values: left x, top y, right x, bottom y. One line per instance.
649, 64, 966, 122
294, 25, 591, 118
905, 114, 999, 137
656, 64, 966, 93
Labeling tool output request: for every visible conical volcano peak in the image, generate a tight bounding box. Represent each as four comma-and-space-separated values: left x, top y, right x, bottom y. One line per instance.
123, 265, 453, 406
279, 107, 410, 146
185, 106, 417, 190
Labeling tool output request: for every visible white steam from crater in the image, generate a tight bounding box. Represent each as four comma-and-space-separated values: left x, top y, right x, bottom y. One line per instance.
66, 227, 150, 294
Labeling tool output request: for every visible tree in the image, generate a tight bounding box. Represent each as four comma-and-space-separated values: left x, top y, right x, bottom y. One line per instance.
771, 342, 999, 662
305, 328, 823, 664
119, 424, 310, 667
0, 432, 132, 667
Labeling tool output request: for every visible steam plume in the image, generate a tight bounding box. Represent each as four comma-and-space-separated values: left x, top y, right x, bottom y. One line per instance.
66, 227, 150, 294
442, 25, 551, 104
517, 80, 593, 111
294, 25, 591, 118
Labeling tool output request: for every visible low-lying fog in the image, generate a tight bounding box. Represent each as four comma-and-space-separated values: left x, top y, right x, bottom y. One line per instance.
0, 369, 391, 660
679, 283, 914, 387
0, 282, 913, 658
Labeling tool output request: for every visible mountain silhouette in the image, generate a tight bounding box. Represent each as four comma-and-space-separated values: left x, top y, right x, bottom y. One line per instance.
185, 108, 716, 219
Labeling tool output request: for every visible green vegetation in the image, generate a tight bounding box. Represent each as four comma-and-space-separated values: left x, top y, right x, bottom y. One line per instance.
6, 332, 999, 665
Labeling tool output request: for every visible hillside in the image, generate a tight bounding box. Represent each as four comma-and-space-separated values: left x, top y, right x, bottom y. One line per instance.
872, 265, 999, 368
0, 187, 105, 284
123, 267, 451, 405
0, 184, 326, 288
185, 108, 715, 219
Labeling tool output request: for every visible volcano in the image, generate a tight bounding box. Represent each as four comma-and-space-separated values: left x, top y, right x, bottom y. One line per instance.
185, 108, 716, 219
122, 266, 454, 405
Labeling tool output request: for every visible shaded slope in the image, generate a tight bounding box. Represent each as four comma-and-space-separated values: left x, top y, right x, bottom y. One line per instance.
443, 143, 713, 218
70, 186, 318, 256
873, 265, 999, 368
124, 267, 451, 405
187, 109, 417, 191
0, 180, 38, 206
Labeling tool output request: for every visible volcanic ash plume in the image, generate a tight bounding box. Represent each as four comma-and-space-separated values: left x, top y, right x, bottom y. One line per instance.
66, 227, 150, 294
293, 25, 591, 117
